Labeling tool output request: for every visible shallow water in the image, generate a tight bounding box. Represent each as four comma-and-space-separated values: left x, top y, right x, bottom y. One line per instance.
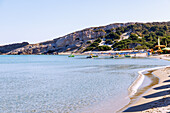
0, 55, 169, 113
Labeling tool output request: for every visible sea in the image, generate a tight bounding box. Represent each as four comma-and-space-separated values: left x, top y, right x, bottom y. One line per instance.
0, 55, 169, 113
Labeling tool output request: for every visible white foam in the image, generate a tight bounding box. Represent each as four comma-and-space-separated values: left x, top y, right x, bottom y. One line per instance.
128, 65, 170, 97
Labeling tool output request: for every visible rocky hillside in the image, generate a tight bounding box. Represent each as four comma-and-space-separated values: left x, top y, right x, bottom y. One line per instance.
1, 21, 170, 55
0, 42, 29, 54
5, 22, 133, 55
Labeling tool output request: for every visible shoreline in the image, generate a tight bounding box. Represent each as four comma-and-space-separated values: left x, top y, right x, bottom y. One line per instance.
120, 65, 170, 113
2, 51, 170, 61
59, 52, 170, 61
80, 66, 170, 113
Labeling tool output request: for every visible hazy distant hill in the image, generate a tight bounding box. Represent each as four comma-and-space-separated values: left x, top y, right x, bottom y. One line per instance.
1, 21, 170, 55
0, 42, 29, 54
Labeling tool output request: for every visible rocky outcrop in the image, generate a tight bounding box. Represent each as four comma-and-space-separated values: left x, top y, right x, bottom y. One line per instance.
5, 22, 134, 55
0, 42, 29, 54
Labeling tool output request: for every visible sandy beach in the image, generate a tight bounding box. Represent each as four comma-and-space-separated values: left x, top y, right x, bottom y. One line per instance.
122, 66, 170, 113
59, 51, 170, 112
150, 54, 170, 61
59, 51, 170, 60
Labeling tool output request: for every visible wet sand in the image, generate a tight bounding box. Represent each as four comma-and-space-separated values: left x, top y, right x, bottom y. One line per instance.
150, 54, 170, 61
122, 66, 170, 113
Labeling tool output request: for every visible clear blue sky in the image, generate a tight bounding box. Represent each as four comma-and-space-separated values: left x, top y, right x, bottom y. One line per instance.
0, 0, 170, 45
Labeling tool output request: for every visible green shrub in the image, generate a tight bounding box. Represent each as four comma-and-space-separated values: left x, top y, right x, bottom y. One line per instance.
156, 31, 164, 36
86, 41, 91, 44
105, 29, 112, 33
84, 41, 99, 51
149, 26, 159, 32
94, 38, 102, 43
163, 25, 168, 31
105, 39, 113, 44
90, 42, 99, 47
116, 31, 122, 35
129, 33, 138, 40
135, 45, 148, 50
112, 39, 132, 50
84, 47, 95, 51
97, 45, 112, 51
105, 32, 120, 40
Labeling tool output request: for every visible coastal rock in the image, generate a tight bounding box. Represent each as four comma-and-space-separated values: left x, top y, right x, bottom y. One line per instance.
0, 42, 29, 54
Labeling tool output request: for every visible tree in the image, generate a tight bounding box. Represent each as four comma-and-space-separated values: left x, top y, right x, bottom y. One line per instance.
161, 36, 170, 46
86, 41, 91, 44
105, 39, 113, 44
112, 39, 132, 50
94, 38, 102, 43
156, 31, 164, 36
163, 25, 168, 31
105, 29, 112, 33
97, 45, 112, 51
90, 42, 99, 47
106, 32, 120, 40
129, 33, 138, 40
116, 31, 122, 35
135, 45, 148, 50
149, 26, 159, 32
142, 30, 149, 35
116, 27, 125, 34
150, 32, 156, 37
84, 47, 95, 51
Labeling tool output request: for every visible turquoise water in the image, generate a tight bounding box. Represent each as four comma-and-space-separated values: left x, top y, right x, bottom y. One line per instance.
0, 55, 169, 113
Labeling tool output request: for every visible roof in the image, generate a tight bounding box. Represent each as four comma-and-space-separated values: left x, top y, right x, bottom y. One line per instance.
157, 50, 163, 52
155, 45, 166, 48
162, 47, 170, 51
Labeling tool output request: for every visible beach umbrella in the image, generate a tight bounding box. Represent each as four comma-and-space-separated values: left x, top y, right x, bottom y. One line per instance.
162, 48, 170, 51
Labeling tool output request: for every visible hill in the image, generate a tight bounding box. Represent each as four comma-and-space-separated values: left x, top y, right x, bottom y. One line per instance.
1, 21, 170, 55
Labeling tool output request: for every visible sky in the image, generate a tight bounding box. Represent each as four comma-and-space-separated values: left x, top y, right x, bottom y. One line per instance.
0, 0, 170, 45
